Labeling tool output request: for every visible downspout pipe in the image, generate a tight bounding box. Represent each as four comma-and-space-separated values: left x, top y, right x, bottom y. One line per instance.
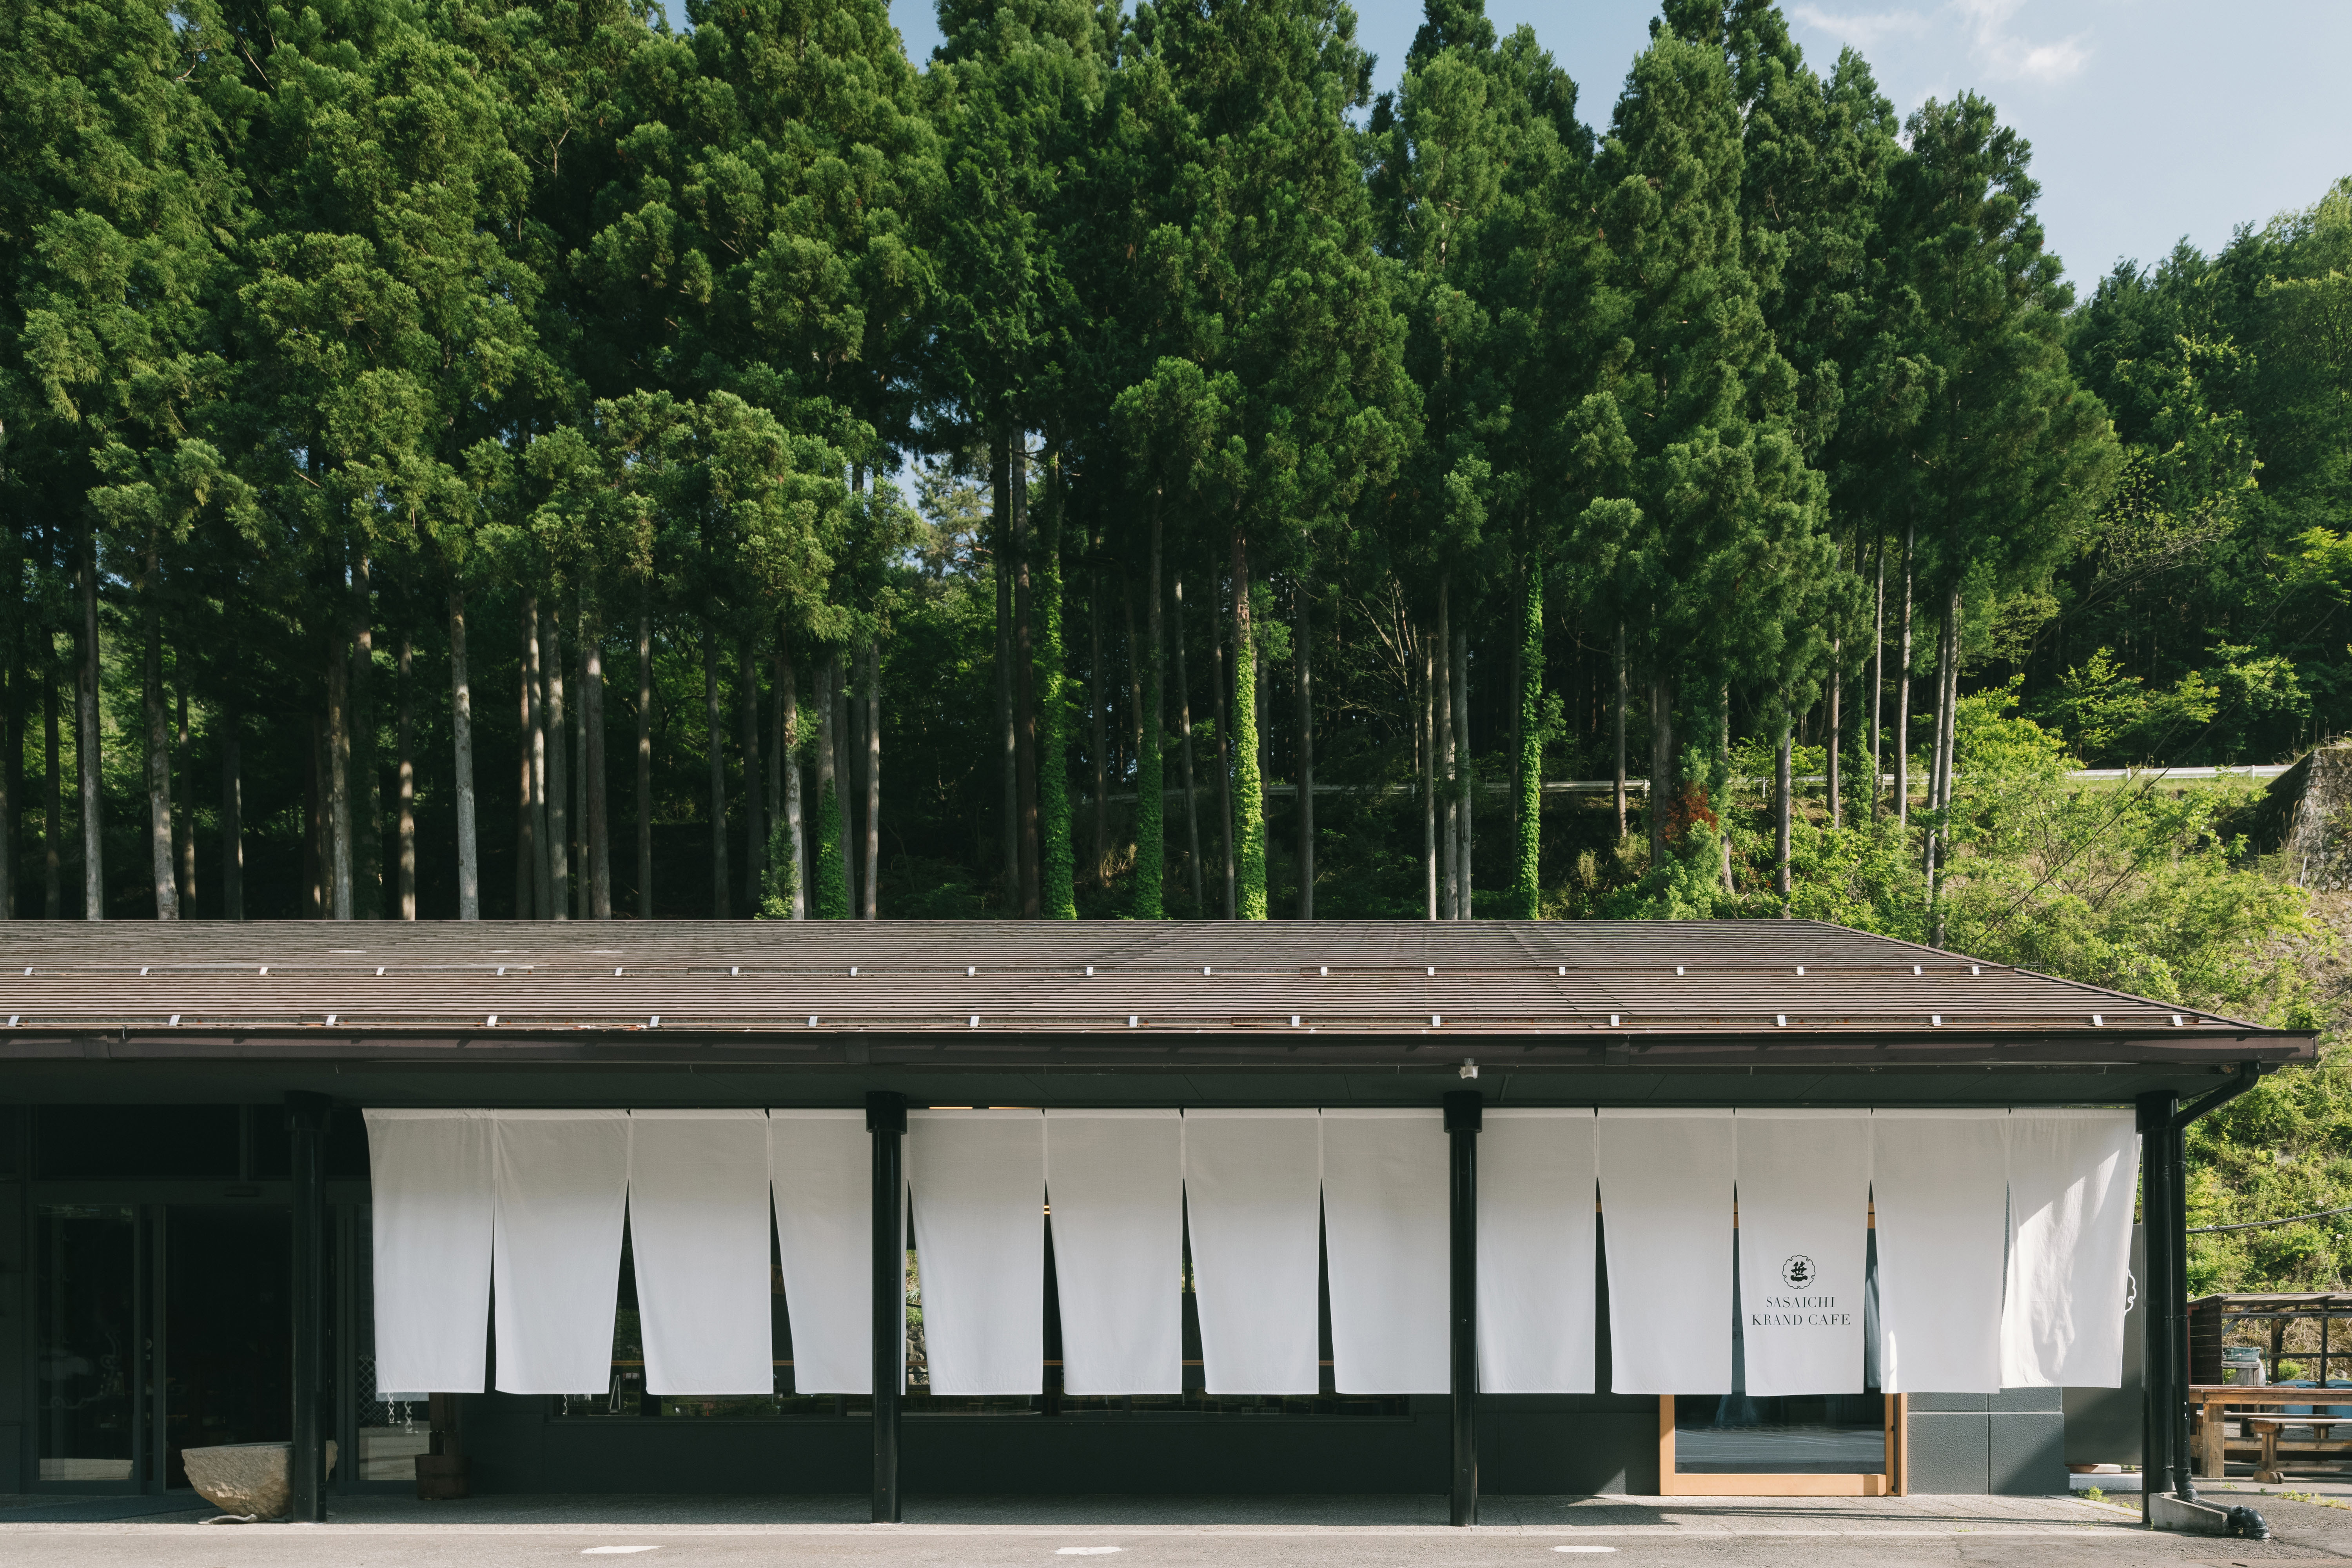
2145, 1062, 2269, 1522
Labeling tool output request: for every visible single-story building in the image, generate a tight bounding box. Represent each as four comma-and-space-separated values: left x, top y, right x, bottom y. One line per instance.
0, 919, 2312, 1523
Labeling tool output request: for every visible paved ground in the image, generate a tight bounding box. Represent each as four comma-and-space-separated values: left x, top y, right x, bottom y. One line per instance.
5, 1489, 2352, 1566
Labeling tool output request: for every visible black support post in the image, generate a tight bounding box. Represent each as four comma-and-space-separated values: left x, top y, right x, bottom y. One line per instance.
2168, 1115, 2200, 1503
867, 1091, 907, 1524
1444, 1090, 1482, 1527
2135, 1092, 2176, 1517
287, 1093, 332, 1523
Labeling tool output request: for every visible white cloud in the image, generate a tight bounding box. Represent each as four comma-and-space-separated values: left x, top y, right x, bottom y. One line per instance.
1955, 0, 2091, 82
1788, 5, 1931, 50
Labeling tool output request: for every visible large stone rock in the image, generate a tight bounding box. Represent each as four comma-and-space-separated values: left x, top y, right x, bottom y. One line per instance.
182, 1440, 339, 1520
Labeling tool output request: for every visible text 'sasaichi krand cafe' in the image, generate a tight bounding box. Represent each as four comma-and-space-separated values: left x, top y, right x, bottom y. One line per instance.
0, 920, 2309, 1520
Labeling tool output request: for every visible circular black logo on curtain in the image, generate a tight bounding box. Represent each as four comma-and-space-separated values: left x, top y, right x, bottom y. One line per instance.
1781, 1255, 1817, 1289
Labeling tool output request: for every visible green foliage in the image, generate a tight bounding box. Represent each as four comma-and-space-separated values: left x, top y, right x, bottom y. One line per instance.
757, 815, 797, 919
812, 779, 849, 920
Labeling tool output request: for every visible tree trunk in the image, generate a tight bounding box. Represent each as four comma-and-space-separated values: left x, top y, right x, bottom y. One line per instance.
327, 633, 353, 920
519, 596, 542, 918
815, 653, 843, 917
0, 634, 13, 920
835, 650, 855, 913
1927, 593, 1951, 852
1229, 525, 1265, 918
144, 594, 178, 919
45, 672, 63, 918
570, 614, 587, 917
175, 680, 196, 912
1895, 522, 1914, 828
1437, 583, 1456, 918
448, 588, 478, 920
1295, 571, 1314, 920
1940, 584, 1963, 812
994, 434, 1019, 912
1423, 632, 1437, 920
1211, 592, 1234, 918
740, 633, 763, 915
780, 639, 805, 918
863, 637, 881, 920
1011, 446, 1039, 918
703, 621, 729, 917
635, 599, 652, 918
583, 603, 610, 919
1514, 558, 1543, 919
1173, 576, 1203, 911
544, 600, 569, 921
1612, 621, 1628, 842
1089, 571, 1108, 889
1827, 562, 1843, 831
77, 532, 103, 919
1453, 621, 1472, 920
1775, 702, 1793, 906
352, 556, 378, 918
397, 634, 417, 919
1648, 669, 1675, 869
1869, 532, 1885, 821
1136, 510, 1165, 919
305, 713, 323, 918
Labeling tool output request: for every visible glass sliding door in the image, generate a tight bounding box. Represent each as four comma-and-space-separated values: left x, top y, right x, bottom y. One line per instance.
35, 1206, 140, 1485
163, 1207, 294, 1489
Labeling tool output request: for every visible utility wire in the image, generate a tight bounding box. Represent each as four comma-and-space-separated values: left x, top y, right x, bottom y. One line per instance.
2191, 1203, 2352, 1236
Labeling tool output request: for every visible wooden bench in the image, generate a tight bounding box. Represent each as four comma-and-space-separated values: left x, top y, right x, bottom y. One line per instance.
2242, 1415, 2352, 1483
2194, 1386, 2352, 1478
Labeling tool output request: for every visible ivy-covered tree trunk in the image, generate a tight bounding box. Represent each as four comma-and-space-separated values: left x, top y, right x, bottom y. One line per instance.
1423, 634, 1437, 920
863, 637, 882, 920
1212, 598, 1234, 919
1172, 576, 1202, 911
1613, 622, 1628, 842
353, 559, 379, 920
1869, 535, 1885, 822
47, 674, 64, 918
175, 681, 195, 911
1514, 558, 1543, 920
448, 589, 477, 920
1230, 526, 1265, 919
545, 603, 569, 921
327, 634, 352, 921
995, 438, 1019, 913
1133, 508, 1163, 920
813, 655, 848, 920
1039, 469, 1075, 920
583, 605, 609, 920
1437, 584, 1456, 917
635, 602, 652, 920
397, 634, 417, 920
1648, 670, 1675, 869
1089, 574, 1107, 890
780, 641, 804, 920
1775, 704, 1793, 905
739, 634, 764, 916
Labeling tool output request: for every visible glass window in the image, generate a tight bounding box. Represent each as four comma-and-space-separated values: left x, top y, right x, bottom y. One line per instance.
1673, 1393, 1887, 1473
36, 1205, 136, 1483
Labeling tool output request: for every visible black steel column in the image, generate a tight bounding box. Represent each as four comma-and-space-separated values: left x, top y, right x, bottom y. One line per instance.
287, 1093, 332, 1522
867, 1091, 907, 1524
2168, 1114, 2200, 1503
2135, 1091, 2178, 1517
1444, 1090, 1482, 1527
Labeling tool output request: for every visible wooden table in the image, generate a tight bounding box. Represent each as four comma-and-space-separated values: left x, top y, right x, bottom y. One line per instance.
2243, 1415, 2352, 1483
2194, 1386, 2352, 1478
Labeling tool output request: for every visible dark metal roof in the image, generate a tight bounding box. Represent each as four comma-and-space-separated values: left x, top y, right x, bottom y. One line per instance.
0, 920, 2309, 1076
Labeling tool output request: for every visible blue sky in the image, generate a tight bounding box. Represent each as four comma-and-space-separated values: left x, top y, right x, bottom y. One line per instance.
859, 0, 2352, 292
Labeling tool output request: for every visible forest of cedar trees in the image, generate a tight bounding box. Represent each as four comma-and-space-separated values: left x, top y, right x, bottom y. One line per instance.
13, 0, 2352, 1286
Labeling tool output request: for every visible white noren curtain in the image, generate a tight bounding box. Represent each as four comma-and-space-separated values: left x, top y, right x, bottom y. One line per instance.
908, 1109, 1045, 1395
769, 1109, 874, 1395
2002, 1108, 2139, 1388
628, 1110, 774, 1395
1735, 1110, 1871, 1397
365, 1109, 495, 1394
1872, 1109, 2009, 1394
1045, 1110, 1183, 1395
1477, 1109, 1596, 1394
1597, 1109, 1735, 1394
1183, 1109, 1323, 1394
492, 1110, 631, 1394
1321, 1109, 1448, 1394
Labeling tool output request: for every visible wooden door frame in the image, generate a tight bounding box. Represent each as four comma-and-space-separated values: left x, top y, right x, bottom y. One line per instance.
1654, 1393, 1907, 1497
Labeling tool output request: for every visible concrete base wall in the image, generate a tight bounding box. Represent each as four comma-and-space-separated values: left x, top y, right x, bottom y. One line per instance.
1904, 1390, 2067, 1495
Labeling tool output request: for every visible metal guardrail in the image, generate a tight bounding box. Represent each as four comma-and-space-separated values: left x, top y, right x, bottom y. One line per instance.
1100, 764, 2292, 803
